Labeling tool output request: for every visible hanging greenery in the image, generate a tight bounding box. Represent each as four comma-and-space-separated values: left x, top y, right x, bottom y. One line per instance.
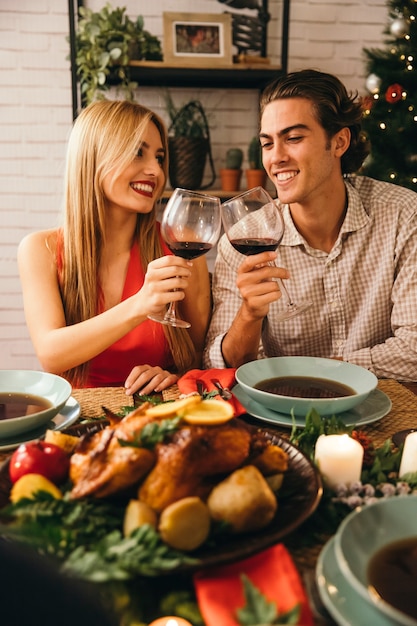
74, 3, 162, 105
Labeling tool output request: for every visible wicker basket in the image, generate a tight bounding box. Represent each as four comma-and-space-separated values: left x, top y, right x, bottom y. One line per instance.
168, 137, 209, 190
167, 100, 216, 190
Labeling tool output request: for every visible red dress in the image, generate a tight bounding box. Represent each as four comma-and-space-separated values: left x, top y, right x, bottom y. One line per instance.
85, 241, 174, 387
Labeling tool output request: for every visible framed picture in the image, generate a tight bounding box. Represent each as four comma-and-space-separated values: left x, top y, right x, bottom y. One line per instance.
163, 12, 233, 67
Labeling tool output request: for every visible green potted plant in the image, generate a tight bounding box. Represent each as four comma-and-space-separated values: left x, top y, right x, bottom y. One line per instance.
246, 136, 267, 189
165, 92, 216, 190
74, 3, 162, 105
220, 148, 244, 192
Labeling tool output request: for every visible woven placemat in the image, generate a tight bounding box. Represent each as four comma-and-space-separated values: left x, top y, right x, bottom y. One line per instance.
162, 384, 181, 401
72, 387, 134, 419
365, 379, 417, 447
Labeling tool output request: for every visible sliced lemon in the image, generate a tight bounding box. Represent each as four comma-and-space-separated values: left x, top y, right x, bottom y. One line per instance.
144, 395, 201, 418
182, 398, 234, 425
44, 429, 80, 454
10, 473, 63, 503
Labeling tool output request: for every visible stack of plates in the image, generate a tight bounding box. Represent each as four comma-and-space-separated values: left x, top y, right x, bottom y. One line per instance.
316, 496, 417, 626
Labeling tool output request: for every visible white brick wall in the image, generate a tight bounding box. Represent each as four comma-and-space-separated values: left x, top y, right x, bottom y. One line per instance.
0, 0, 388, 370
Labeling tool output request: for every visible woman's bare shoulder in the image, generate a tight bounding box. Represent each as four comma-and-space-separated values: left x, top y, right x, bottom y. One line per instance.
18, 229, 60, 256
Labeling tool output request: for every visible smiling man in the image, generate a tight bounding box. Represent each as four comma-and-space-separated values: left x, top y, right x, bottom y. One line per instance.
204, 69, 417, 381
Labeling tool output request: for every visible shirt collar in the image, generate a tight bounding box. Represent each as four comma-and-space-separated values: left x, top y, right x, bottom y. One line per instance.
277, 178, 371, 247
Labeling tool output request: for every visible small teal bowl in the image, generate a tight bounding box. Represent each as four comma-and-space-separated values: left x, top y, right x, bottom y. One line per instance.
235, 356, 377, 416
334, 496, 417, 626
0, 370, 72, 438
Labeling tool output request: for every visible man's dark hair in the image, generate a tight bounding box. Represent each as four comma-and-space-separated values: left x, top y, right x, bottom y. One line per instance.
260, 69, 370, 174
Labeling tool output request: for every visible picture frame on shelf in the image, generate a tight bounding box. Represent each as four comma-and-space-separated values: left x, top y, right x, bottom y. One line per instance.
163, 12, 233, 67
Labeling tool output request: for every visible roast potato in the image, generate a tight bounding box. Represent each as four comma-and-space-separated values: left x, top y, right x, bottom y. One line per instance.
123, 499, 157, 537
251, 444, 288, 475
207, 465, 277, 533
159, 496, 211, 551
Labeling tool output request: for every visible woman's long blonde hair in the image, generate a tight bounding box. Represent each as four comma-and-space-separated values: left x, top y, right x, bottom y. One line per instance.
59, 100, 196, 386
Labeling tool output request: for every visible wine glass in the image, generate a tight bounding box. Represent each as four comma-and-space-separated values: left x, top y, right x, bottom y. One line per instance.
221, 186, 312, 321
148, 187, 221, 328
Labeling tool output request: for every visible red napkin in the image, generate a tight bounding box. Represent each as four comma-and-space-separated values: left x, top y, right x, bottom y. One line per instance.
194, 544, 313, 626
177, 368, 246, 416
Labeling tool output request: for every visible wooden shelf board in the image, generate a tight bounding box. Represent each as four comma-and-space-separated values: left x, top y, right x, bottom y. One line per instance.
127, 61, 284, 90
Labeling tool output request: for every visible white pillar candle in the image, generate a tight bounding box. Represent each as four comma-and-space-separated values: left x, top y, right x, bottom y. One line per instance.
315, 434, 364, 489
399, 431, 417, 477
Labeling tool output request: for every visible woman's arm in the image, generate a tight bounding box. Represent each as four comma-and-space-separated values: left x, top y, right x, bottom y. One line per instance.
18, 230, 194, 374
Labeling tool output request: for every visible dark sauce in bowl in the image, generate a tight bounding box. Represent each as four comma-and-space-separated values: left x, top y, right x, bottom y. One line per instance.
254, 376, 355, 399
0, 392, 52, 420
367, 536, 417, 621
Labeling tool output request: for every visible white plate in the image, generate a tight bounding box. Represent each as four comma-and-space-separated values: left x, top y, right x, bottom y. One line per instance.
316, 537, 401, 626
0, 396, 81, 451
233, 384, 391, 428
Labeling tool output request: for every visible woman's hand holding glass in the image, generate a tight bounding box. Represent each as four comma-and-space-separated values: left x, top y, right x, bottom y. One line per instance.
141, 255, 193, 320
148, 187, 221, 328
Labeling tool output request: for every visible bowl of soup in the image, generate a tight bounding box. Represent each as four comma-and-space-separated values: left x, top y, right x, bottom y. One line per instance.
235, 357, 377, 417
0, 370, 72, 438
334, 496, 417, 626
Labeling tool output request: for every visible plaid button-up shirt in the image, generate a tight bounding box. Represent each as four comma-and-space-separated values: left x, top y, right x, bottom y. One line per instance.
203, 176, 417, 381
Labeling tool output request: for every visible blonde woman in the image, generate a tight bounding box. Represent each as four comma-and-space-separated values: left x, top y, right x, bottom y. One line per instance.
18, 100, 211, 395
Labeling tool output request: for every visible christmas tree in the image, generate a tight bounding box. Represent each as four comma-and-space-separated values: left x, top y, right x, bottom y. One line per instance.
361, 0, 417, 190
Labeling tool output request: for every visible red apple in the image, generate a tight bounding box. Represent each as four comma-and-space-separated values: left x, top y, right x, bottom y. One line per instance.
9, 441, 70, 485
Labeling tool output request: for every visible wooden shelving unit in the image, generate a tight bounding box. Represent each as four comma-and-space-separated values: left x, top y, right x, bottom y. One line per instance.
67, 1, 291, 119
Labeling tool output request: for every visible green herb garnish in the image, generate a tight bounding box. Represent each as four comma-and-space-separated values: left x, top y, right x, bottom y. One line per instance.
360, 437, 403, 484
62, 525, 198, 580
0, 492, 122, 559
135, 394, 169, 406
159, 591, 205, 625
118, 416, 182, 449
289, 408, 352, 459
0, 494, 197, 581
236, 575, 301, 625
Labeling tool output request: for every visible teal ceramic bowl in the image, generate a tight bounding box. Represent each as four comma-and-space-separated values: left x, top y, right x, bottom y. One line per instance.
334, 496, 417, 626
0, 370, 72, 438
235, 357, 378, 417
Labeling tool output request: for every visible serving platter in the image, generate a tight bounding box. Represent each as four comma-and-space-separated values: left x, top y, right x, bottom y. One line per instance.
0, 397, 81, 452
0, 419, 322, 574
233, 384, 392, 429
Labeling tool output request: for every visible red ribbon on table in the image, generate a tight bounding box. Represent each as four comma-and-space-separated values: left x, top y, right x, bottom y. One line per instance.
177, 368, 246, 416
194, 544, 314, 626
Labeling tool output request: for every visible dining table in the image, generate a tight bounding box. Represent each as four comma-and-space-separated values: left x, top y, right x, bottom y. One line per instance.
1, 377, 417, 626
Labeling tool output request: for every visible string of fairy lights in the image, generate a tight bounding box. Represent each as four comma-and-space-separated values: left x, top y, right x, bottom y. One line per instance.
361, 1, 417, 189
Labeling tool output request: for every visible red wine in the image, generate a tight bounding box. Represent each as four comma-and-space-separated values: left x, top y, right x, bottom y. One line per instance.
229, 237, 280, 255
168, 241, 213, 260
